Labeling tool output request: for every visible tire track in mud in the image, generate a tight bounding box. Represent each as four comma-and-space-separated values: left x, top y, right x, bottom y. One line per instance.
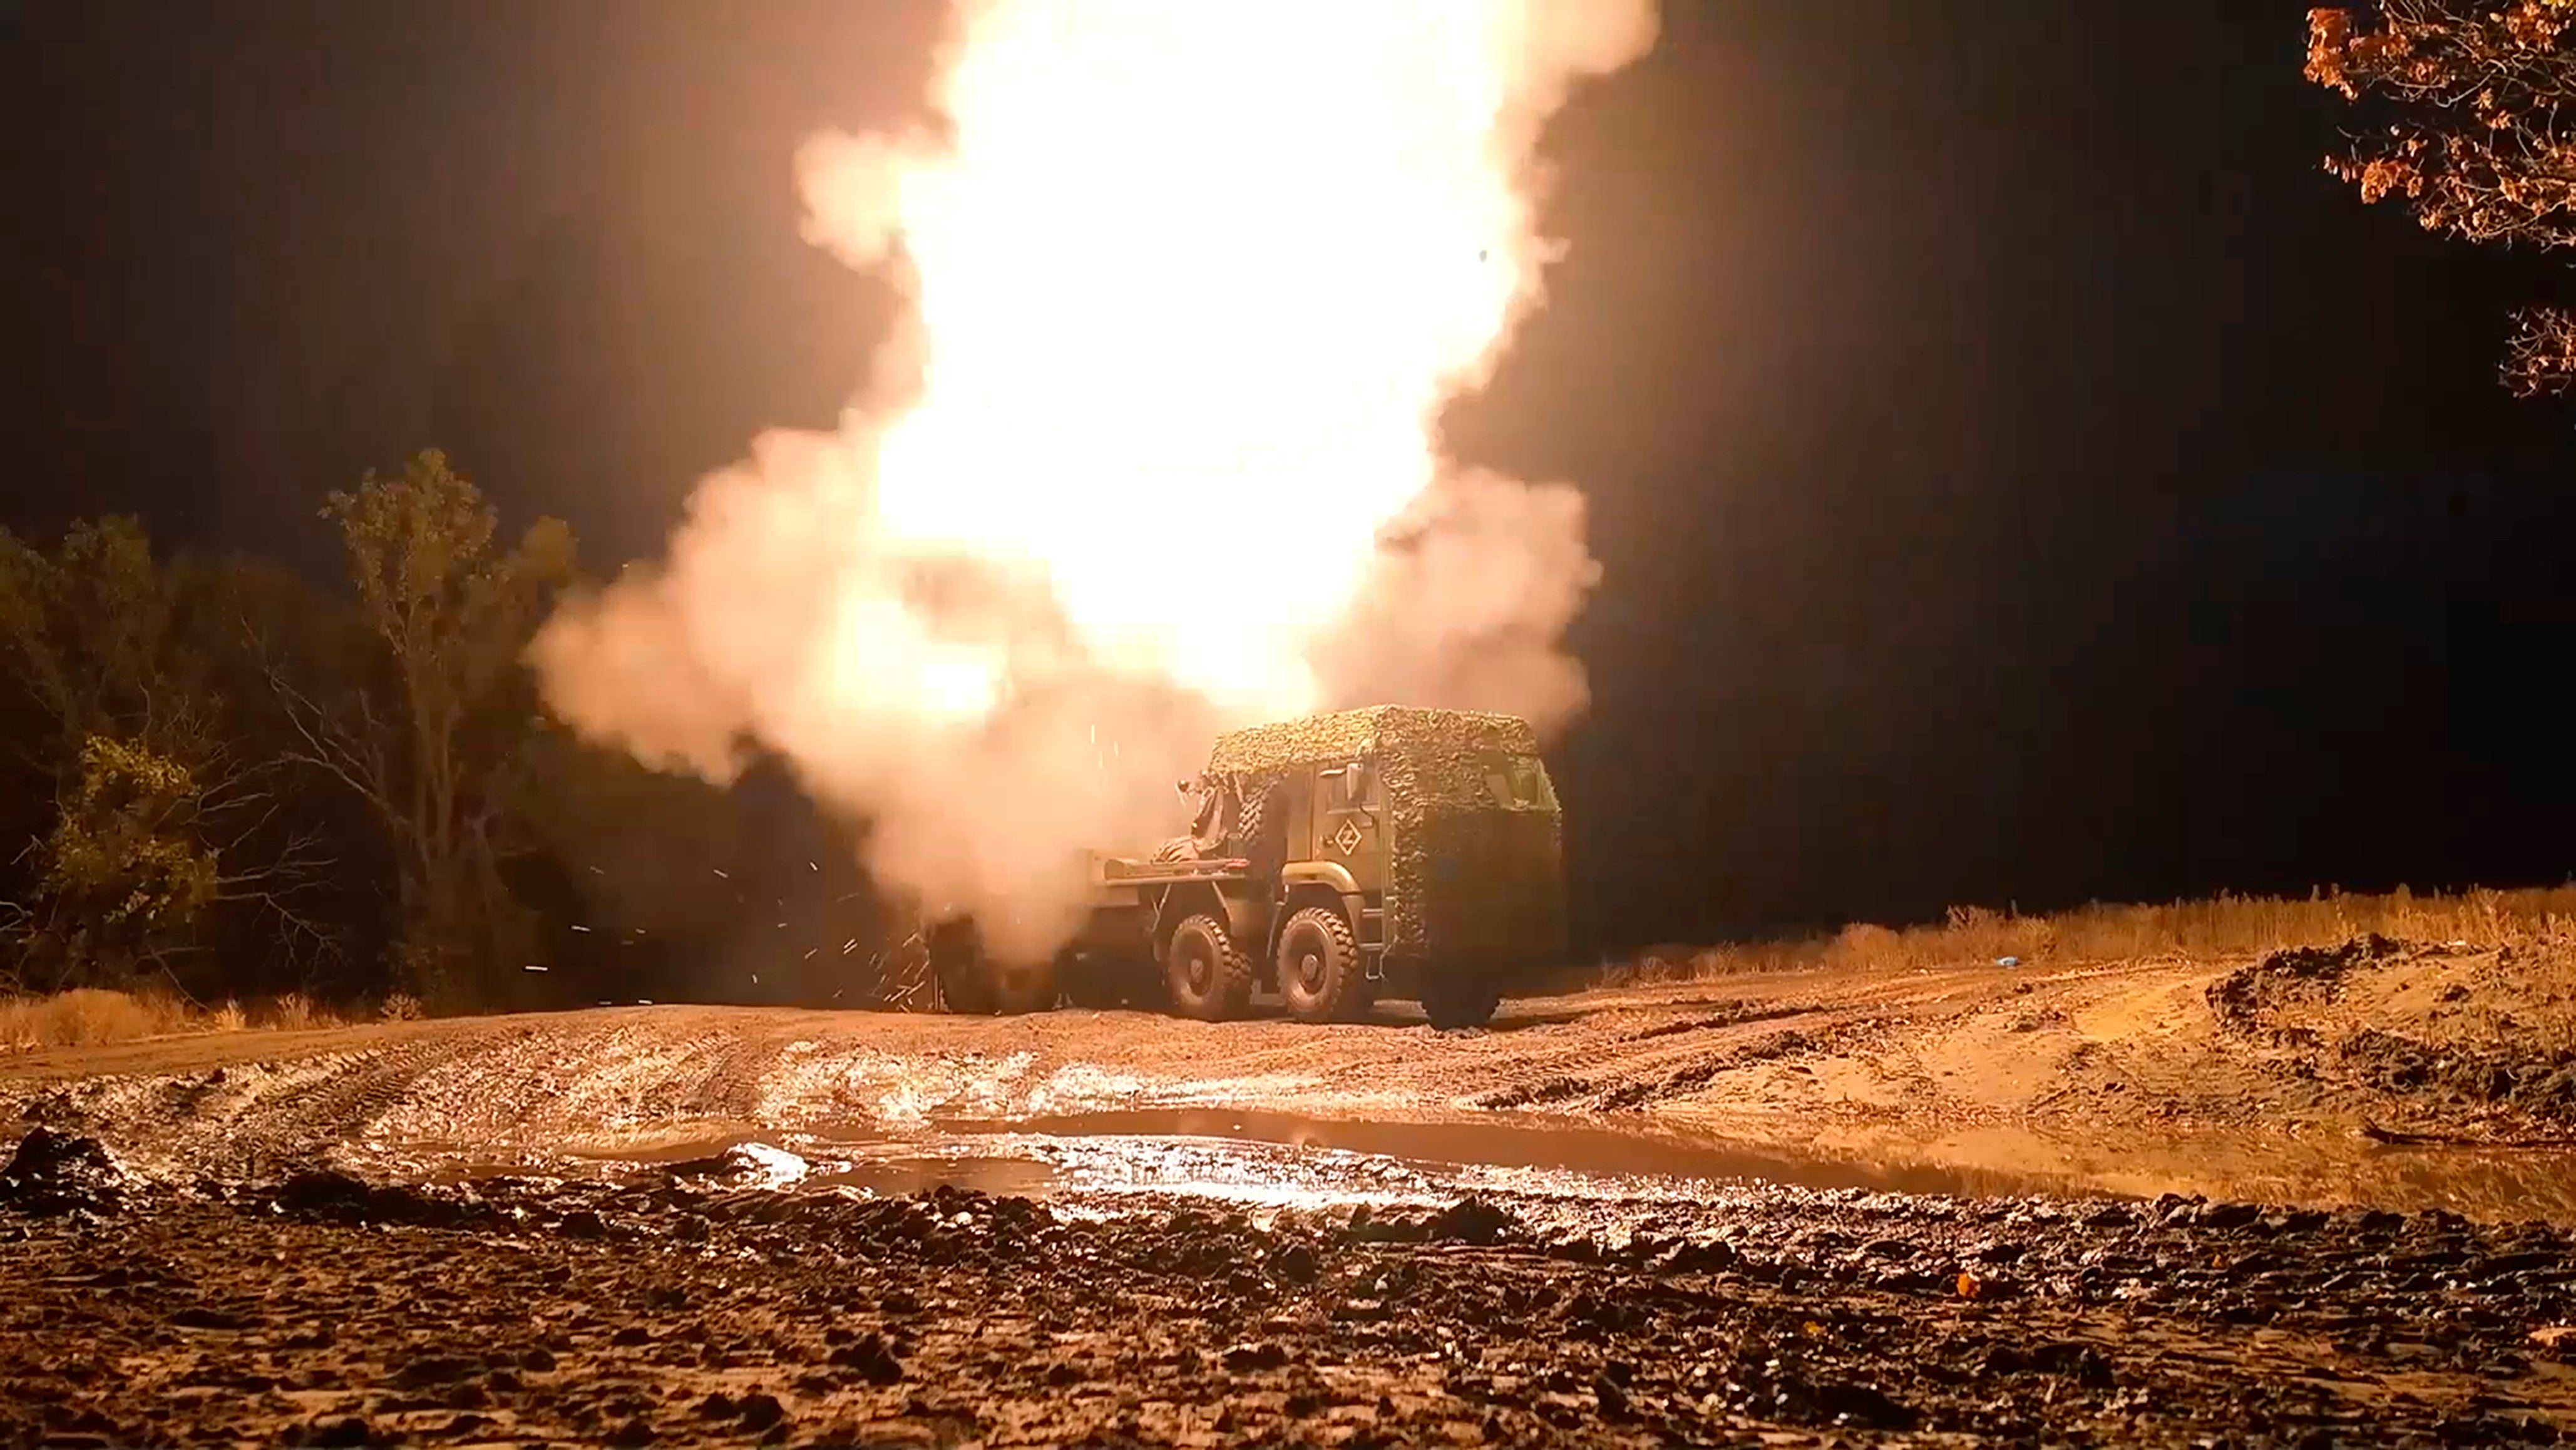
1594, 1026, 1840, 1111
2, 1012, 1157, 1171
11, 1042, 441, 1177
25, 953, 2576, 1221
1472, 1001, 1829, 1111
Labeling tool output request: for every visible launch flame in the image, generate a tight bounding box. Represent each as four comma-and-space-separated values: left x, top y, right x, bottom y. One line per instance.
532, 0, 1660, 960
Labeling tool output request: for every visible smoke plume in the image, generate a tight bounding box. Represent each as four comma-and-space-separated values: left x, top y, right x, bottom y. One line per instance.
530, 1, 1660, 962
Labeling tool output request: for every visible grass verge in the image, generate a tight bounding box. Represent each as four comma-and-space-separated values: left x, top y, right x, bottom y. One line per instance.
0, 988, 358, 1054
1611, 884, 2576, 983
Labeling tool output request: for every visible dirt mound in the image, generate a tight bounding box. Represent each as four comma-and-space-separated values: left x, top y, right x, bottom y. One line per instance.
269, 1168, 525, 1230
2193, 935, 2576, 1133
0, 1126, 133, 1216
2205, 933, 2404, 1036
2339, 1029, 2576, 1127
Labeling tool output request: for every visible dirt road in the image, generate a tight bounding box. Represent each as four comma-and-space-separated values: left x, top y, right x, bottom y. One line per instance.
8, 935, 2573, 1217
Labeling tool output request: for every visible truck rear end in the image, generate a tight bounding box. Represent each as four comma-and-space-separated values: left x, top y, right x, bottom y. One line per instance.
1412, 775, 1564, 979
1372, 719, 1567, 1020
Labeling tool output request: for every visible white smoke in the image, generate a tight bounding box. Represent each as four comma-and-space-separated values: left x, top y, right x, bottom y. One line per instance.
530, 0, 1659, 962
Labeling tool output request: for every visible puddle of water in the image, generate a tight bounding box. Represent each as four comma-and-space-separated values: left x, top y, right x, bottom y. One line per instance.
374, 1108, 2068, 1208
362, 1107, 2576, 1223
886, 1107, 2090, 1206
555, 1129, 770, 1163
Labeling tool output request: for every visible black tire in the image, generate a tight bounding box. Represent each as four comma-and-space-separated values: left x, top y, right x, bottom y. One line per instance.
1226, 779, 1286, 875
1165, 913, 1255, 1021
1277, 905, 1372, 1023
1421, 976, 1500, 1030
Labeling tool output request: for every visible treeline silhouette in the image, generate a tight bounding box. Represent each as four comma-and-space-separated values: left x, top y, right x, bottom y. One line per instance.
0, 451, 896, 1016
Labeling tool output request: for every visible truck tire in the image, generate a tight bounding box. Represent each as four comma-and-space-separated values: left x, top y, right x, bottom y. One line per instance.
1277, 905, 1371, 1023
1421, 976, 1501, 1030
1165, 913, 1255, 1021
1226, 779, 1286, 876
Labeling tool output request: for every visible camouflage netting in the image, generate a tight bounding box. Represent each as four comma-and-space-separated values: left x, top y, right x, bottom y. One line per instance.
1206, 707, 1536, 783
1207, 707, 1561, 966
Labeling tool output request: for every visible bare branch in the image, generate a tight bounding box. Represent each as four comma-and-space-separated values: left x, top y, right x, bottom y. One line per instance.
247, 614, 403, 831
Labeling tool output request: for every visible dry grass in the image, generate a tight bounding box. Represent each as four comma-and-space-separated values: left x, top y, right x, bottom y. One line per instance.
257, 990, 324, 1032
1614, 884, 2576, 984
0, 987, 352, 1054
0, 988, 202, 1052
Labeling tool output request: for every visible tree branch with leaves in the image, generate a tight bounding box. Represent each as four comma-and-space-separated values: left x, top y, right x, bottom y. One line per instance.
2310, 1, 2576, 394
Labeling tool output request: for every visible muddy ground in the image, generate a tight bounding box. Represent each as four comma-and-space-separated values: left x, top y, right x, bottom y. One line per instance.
9, 938, 2576, 1446
9, 935, 2576, 1215
8, 1126, 2576, 1448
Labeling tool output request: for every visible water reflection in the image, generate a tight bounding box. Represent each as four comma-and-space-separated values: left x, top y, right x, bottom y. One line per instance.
369, 1106, 2576, 1225
940, 1108, 2037, 1197
384, 1108, 2093, 1210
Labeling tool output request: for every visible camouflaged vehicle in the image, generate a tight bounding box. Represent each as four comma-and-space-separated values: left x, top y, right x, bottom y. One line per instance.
928, 706, 1564, 1028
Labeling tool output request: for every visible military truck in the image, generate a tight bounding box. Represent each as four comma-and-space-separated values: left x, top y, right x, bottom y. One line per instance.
925, 705, 1564, 1029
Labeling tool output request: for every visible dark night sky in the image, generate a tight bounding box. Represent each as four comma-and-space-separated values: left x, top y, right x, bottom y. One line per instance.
6, 1, 2575, 955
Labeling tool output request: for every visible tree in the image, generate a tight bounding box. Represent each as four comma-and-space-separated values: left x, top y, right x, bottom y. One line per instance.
2308, 2, 2576, 395
0, 518, 174, 764
21, 737, 220, 991
265, 450, 576, 1010
0, 522, 338, 995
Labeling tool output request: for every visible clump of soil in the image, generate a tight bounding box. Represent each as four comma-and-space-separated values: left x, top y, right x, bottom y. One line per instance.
2205, 933, 2403, 1037
2200, 935, 2576, 1133
2340, 1029, 2576, 1126
0, 1124, 132, 1216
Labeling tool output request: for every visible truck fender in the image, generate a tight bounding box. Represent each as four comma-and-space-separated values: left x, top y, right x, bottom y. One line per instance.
1152, 881, 1256, 953
1279, 861, 1360, 897
1221, 894, 1271, 954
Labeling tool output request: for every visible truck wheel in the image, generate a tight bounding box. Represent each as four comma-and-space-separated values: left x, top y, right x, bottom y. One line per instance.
1165, 913, 1255, 1022
1277, 905, 1371, 1024
1421, 977, 1500, 1030
1226, 779, 1285, 874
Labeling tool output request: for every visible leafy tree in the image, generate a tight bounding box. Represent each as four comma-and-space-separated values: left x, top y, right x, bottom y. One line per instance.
0, 518, 175, 764
2309, 2, 2576, 394
265, 450, 575, 1010
0, 523, 339, 995
21, 737, 220, 990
